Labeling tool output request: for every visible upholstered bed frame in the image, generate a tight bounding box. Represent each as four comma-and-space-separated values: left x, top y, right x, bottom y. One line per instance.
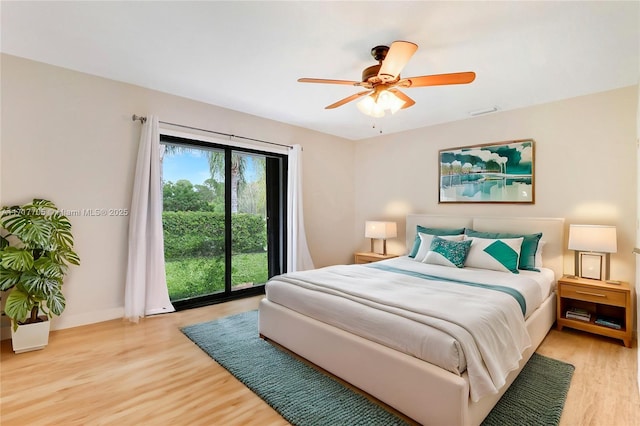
259, 215, 565, 425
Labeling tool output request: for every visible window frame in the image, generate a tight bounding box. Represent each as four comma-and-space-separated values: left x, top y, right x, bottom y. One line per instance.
159, 131, 287, 309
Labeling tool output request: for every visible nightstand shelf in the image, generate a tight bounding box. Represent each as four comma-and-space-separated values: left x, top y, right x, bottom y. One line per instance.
556, 275, 633, 347
354, 252, 398, 264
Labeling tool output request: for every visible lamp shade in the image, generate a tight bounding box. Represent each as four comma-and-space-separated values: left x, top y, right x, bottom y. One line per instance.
356, 90, 406, 118
357, 95, 385, 118
365, 221, 397, 239
568, 224, 617, 253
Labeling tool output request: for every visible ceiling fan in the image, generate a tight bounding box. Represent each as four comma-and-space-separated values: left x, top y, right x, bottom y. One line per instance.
298, 41, 476, 117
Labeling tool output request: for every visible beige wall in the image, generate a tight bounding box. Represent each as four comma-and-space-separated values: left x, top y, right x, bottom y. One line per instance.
0, 54, 355, 334
2, 52, 638, 334
353, 86, 638, 285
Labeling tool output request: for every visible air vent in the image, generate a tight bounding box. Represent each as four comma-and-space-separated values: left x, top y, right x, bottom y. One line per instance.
469, 106, 498, 116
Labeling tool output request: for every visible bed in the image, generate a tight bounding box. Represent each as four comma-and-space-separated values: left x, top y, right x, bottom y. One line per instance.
259, 215, 564, 425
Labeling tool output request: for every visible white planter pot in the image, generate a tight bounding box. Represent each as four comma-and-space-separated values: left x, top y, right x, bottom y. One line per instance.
10, 319, 50, 354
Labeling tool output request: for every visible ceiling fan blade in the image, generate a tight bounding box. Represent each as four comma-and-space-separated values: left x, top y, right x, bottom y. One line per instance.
401, 71, 476, 87
298, 78, 361, 86
325, 90, 373, 109
389, 89, 416, 109
378, 41, 418, 82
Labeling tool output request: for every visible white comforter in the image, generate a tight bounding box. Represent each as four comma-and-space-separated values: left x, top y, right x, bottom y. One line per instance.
265, 257, 551, 402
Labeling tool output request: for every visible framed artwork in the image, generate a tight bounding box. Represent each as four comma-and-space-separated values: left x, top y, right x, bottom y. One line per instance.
439, 139, 535, 204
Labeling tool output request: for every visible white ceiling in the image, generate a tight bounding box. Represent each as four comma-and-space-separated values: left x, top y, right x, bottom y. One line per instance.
1, 1, 638, 140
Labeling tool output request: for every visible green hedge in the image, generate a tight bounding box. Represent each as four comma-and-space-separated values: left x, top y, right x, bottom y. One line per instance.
163, 211, 266, 259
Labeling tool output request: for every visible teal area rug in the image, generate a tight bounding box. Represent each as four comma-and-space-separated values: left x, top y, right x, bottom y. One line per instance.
181, 310, 574, 426
481, 351, 574, 426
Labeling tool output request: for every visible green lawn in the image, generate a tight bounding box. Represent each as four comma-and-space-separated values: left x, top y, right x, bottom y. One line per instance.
166, 252, 268, 301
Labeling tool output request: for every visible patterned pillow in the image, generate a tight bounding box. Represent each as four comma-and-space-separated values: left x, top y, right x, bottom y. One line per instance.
414, 233, 465, 262
423, 236, 473, 268
464, 229, 542, 271
408, 226, 466, 258
464, 237, 524, 273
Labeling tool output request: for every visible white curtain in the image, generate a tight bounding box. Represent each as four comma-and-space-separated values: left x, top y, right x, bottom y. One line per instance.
124, 115, 175, 322
287, 144, 315, 272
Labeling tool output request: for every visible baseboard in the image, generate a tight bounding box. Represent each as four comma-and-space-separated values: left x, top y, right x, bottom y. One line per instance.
1, 307, 124, 341
51, 307, 125, 331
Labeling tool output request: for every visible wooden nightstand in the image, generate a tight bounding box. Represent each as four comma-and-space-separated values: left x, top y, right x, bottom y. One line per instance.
354, 252, 398, 264
556, 275, 633, 347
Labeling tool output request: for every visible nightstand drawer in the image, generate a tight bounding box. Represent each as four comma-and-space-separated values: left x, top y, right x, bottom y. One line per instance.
560, 284, 626, 307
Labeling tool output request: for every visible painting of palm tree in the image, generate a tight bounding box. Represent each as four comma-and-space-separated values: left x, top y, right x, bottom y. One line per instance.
439, 139, 535, 203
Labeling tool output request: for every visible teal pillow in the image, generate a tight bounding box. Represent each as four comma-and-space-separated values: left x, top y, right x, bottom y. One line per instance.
464, 229, 542, 271
408, 226, 466, 258
425, 236, 472, 268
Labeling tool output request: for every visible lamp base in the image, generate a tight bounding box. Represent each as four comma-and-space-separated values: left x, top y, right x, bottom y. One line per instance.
369, 238, 388, 255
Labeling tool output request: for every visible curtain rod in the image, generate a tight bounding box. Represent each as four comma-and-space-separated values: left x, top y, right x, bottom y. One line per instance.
131, 114, 293, 149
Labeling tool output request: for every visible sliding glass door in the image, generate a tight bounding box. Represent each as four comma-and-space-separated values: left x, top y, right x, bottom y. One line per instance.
229, 151, 276, 291
160, 135, 286, 309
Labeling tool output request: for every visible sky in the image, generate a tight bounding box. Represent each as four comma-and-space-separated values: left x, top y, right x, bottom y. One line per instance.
163, 150, 211, 185
163, 149, 260, 185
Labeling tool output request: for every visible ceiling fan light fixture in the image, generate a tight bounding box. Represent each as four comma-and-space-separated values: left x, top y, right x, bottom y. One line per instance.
357, 95, 385, 117
357, 89, 405, 117
379, 90, 405, 114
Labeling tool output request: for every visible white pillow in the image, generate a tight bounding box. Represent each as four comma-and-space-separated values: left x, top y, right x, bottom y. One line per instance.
535, 240, 546, 267
414, 233, 465, 262
464, 236, 524, 273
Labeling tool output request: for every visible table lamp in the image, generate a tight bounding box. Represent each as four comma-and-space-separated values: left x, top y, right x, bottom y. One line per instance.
365, 221, 397, 255
568, 224, 617, 280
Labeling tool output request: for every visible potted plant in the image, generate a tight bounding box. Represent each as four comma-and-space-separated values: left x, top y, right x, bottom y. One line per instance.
0, 198, 80, 353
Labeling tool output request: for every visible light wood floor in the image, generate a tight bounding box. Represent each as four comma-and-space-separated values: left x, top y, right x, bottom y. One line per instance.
1, 295, 638, 426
